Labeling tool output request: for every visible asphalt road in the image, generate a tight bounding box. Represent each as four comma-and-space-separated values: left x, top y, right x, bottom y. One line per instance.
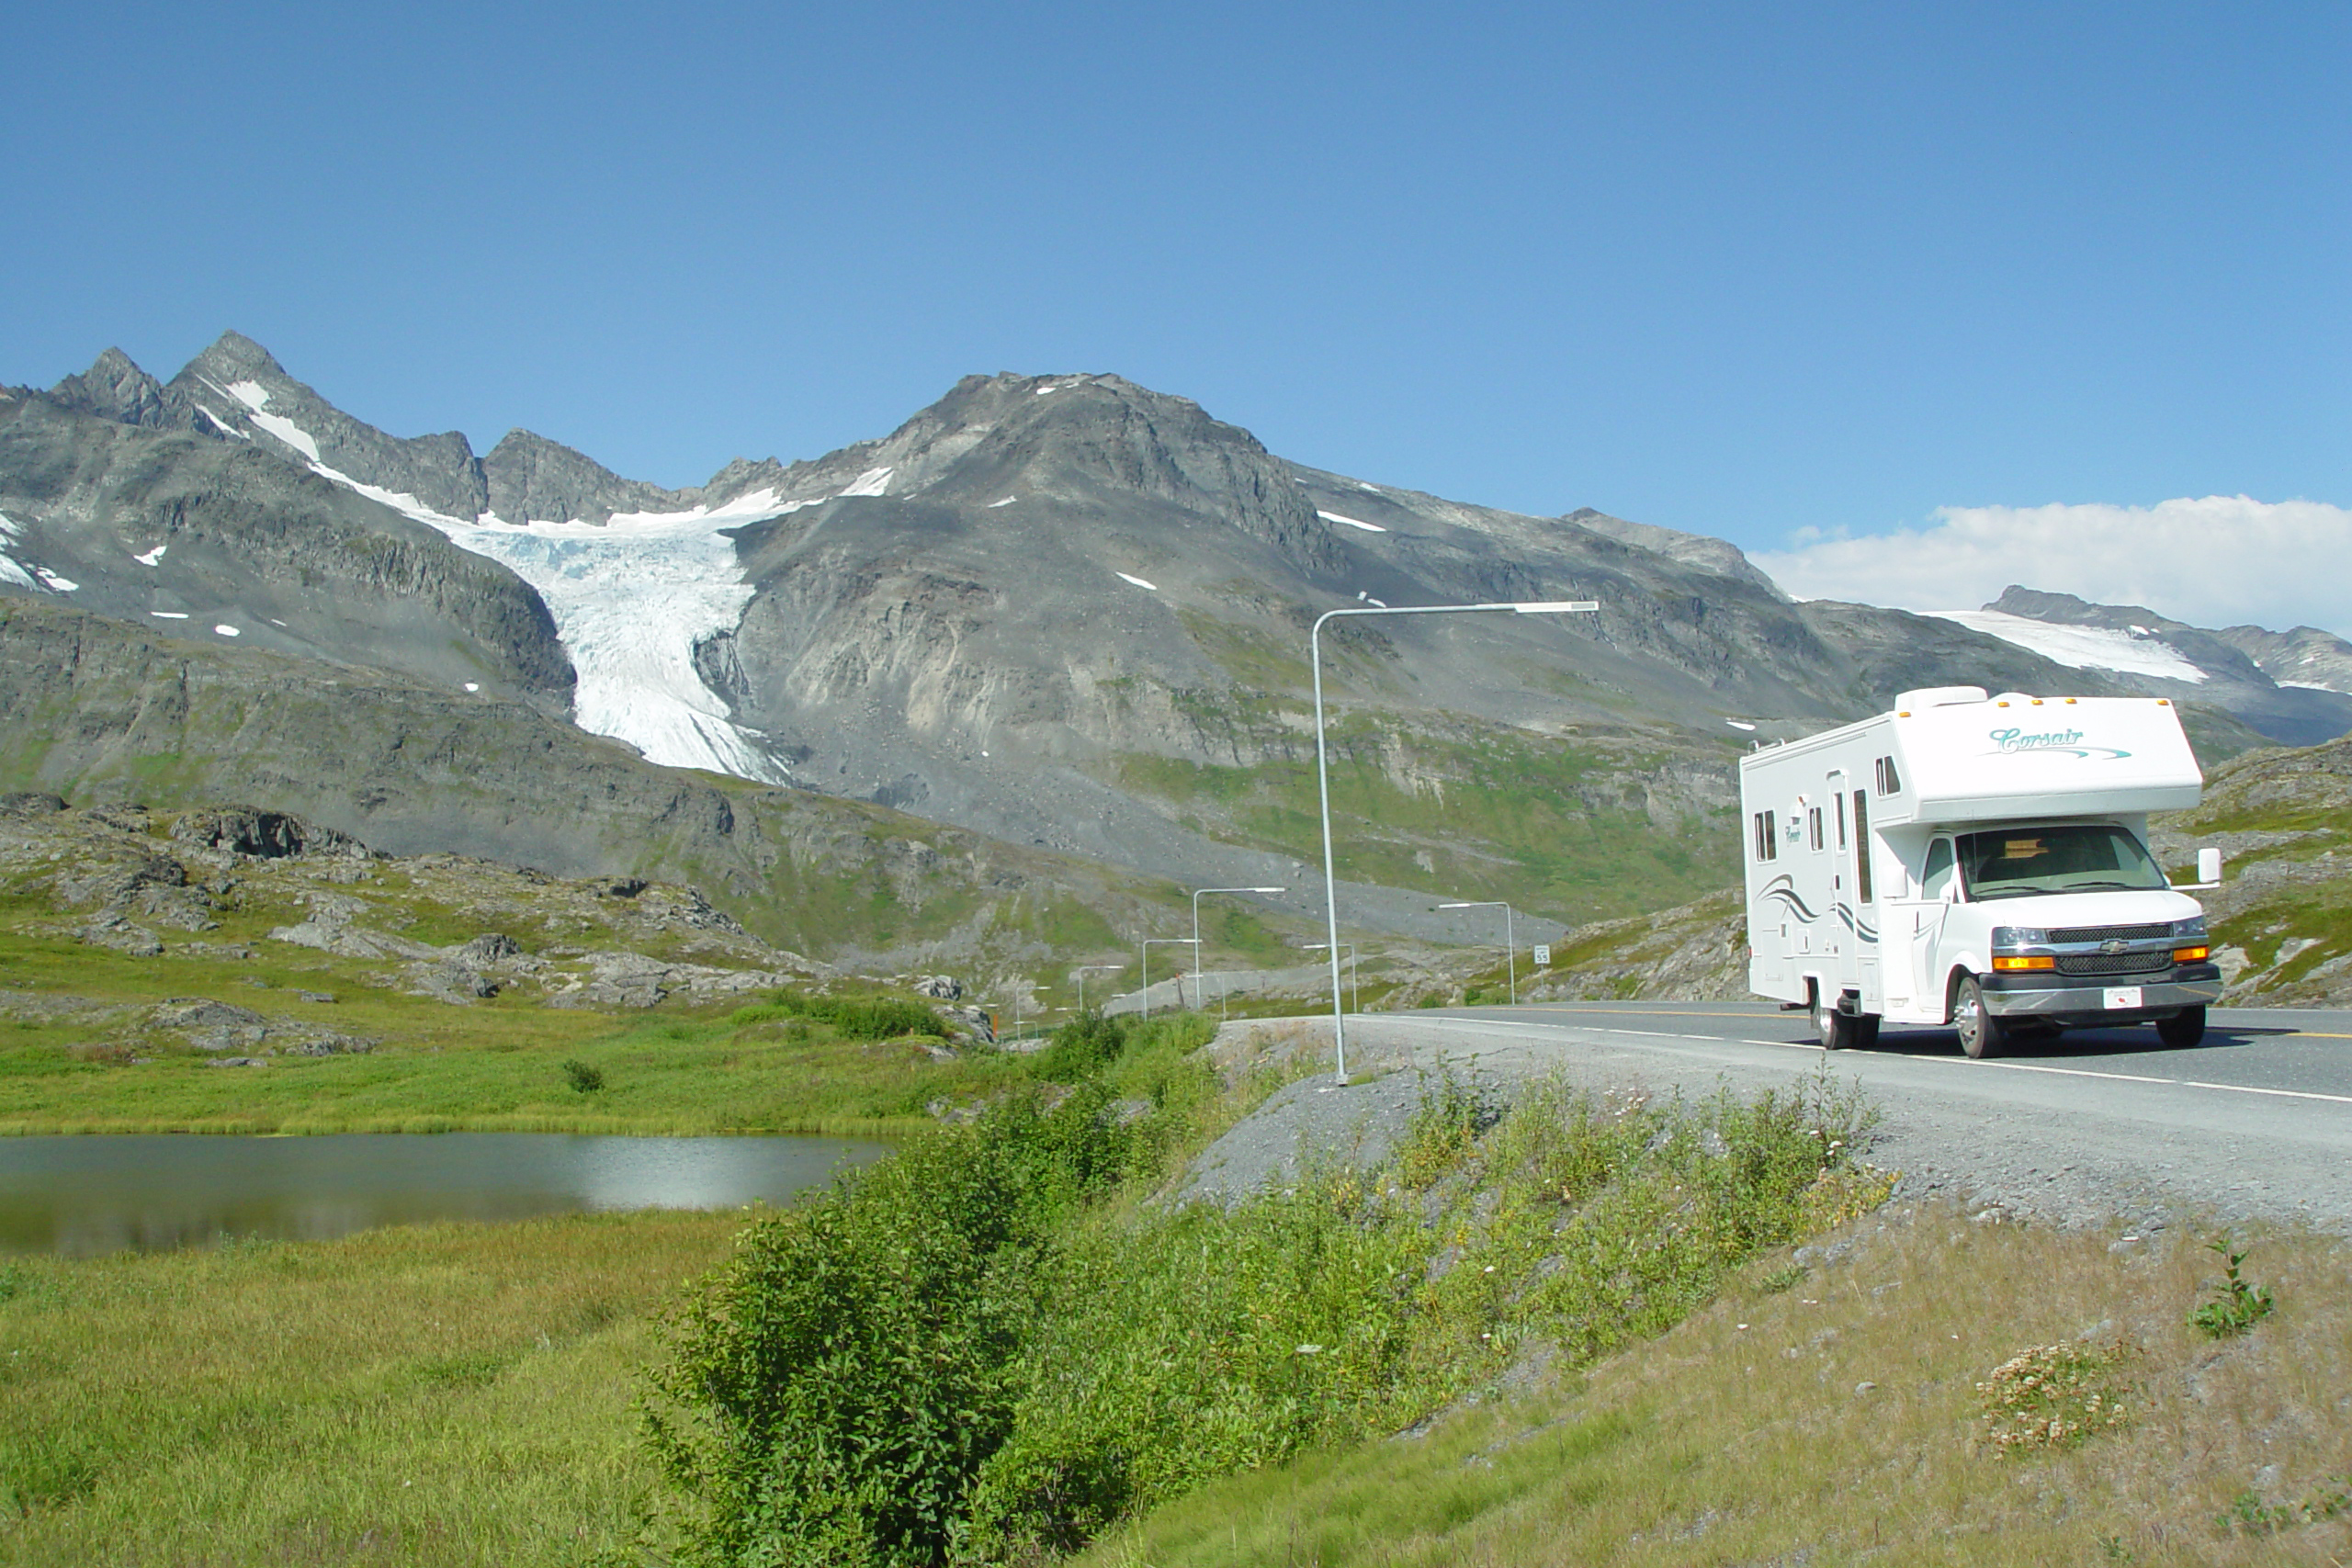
1306, 1001, 2352, 1234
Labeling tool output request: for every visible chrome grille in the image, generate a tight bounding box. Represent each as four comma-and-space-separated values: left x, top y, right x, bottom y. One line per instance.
2048, 922, 2170, 944
2055, 951, 2173, 976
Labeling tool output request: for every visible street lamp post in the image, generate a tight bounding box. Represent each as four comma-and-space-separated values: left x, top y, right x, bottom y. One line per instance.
1314, 599, 1597, 1080
1302, 942, 1360, 1016
1071, 964, 1123, 1014
1438, 900, 1518, 1005
1140, 938, 1199, 1020
1190, 886, 1284, 1011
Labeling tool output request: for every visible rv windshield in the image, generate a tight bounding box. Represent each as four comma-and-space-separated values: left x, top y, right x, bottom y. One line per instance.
1955, 825, 2168, 901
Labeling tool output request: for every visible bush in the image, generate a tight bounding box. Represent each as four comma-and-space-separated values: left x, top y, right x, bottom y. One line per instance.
642, 1086, 1136, 1567
771, 991, 946, 1042
562, 1059, 605, 1094
1031, 1010, 1128, 1081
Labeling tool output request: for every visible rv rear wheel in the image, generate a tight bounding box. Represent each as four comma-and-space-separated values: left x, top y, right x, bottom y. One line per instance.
1813, 990, 1860, 1050
1955, 977, 2005, 1059
2157, 1007, 2207, 1048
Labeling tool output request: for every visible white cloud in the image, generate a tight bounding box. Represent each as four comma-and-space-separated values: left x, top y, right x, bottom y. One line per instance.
1752, 496, 2352, 637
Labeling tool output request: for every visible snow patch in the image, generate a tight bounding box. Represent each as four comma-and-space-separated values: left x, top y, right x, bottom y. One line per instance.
2281, 680, 2343, 691
1114, 571, 1159, 592
197, 405, 250, 439
1922, 609, 2210, 682
134, 544, 168, 566
149, 611, 189, 620
988, 496, 1017, 508
463, 682, 481, 693
0, 556, 35, 591
0, 512, 20, 543
1035, 385, 1058, 396
247, 411, 322, 463
1317, 510, 1387, 533
1724, 719, 1758, 731
837, 466, 892, 498
222, 380, 273, 411
34, 569, 77, 592
213, 624, 241, 637
1357, 482, 1381, 493
416, 491, 792, 783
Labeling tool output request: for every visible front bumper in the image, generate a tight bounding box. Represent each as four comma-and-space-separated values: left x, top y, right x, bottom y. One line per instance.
1979, 964, 2222, 1021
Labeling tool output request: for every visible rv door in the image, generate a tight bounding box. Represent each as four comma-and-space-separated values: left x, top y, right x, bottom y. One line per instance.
1911, 834, 1957, 1017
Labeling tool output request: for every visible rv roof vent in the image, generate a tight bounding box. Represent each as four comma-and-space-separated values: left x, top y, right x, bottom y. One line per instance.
1894, 686, 1988, 710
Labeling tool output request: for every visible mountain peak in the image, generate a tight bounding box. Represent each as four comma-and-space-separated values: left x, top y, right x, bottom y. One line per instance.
49, 347, 173, 427
183, 330, 288, 386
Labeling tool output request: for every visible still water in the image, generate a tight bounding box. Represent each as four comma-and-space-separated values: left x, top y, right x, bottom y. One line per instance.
0, 1134, 890, 1257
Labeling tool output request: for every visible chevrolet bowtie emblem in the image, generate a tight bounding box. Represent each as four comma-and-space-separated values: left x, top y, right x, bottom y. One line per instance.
2100, 939, 2130, 954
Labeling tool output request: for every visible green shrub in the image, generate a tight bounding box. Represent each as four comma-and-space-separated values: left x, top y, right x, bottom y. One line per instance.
2190, 1236, 2275, 1338
642, 1086, 1136, 1567
1031, 1010, 1129, 1082
563, 1059, 605, 1094
772, 990, 946, 1042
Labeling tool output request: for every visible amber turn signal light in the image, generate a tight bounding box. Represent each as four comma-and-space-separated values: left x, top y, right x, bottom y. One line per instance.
2174, 945, 2210, 963
1992, 954, 2055, 971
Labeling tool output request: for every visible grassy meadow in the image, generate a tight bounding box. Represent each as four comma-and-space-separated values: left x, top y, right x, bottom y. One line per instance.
0, 916, 1039, 1136
0, 1209, 744, 1566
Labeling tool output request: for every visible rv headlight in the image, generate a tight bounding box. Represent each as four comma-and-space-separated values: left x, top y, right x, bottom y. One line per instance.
1990, 926, 2048, 950
2171, 915, 2208, 940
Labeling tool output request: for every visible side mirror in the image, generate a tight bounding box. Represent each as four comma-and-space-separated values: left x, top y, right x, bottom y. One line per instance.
2178, 846, 2224, 890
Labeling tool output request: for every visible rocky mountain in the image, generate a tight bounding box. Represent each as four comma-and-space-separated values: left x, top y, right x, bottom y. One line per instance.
4, 333, 2341, 962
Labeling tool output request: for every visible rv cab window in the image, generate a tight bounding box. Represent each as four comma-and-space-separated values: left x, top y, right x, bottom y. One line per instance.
1921, 838, 1955, 901
1955, 824, 2167, 900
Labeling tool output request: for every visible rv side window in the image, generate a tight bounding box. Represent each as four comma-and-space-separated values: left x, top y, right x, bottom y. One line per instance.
1921, 837, 1955, 900
1834, 792, 1847, 849
1808, 807, 1823, 851
1851, 790, 1873, 903
1752, 811, 1778, 862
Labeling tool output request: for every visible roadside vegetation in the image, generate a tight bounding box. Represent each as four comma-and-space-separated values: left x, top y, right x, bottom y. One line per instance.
640, 1045, 1882, 1564
1086, 1216, 2352, 1568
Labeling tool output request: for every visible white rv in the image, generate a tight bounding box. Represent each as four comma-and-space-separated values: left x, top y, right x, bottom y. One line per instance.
1738, 686, 2223, 1056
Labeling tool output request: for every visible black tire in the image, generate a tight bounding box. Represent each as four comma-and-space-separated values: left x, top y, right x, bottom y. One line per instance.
1855, 1014, 1882, 1050
1814, 988, 1859, 1050
1955, 976, 2005, 1059
2157, 1006, 2207, 1048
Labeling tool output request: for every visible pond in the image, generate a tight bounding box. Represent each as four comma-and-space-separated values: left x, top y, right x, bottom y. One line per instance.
0, 1133, 890, 1257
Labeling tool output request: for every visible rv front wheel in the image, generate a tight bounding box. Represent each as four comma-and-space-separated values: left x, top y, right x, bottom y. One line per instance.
2157, 1007, 2206, 1048
1955, 977, 2005, 1059
1813, 990, 1860, 1050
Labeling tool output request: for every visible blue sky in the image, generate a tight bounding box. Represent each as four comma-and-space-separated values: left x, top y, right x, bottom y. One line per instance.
6, 2, 2346, 623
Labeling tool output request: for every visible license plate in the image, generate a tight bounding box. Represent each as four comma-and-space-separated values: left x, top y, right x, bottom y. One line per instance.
2103, 987, 2143, 1010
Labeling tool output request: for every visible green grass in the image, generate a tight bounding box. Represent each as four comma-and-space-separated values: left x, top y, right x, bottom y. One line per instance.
0, 1209, 744, 1565
0, 995, 1035, 1136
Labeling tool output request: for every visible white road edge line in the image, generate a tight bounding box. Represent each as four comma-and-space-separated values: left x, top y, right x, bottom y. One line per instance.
1387, 1016, 2352, 1108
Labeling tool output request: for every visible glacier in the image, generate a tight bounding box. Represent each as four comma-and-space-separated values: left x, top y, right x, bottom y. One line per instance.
1922, 609, 2209, 683
199, 384, 807, 784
